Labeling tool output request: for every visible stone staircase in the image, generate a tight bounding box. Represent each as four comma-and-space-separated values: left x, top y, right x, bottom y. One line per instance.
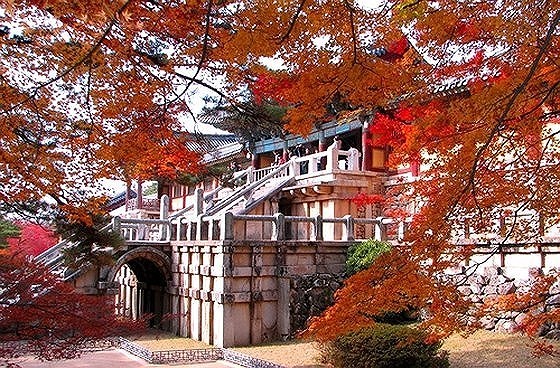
34, 223, 113, 282
34, 163, 296, 280
227, 176, 294, 215
202, 161, 294, 217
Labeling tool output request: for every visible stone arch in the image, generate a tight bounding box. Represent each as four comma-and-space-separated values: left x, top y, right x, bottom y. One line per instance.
108, 246, 171, 285
109, 247, 172, 328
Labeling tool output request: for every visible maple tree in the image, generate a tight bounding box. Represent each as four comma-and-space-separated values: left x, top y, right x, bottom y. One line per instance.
5, 221, 58, 255
0, 248, 146, 367
1, 0, 560, 354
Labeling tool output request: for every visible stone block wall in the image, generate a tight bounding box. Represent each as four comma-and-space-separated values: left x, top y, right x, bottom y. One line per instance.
446, 265, 560, 338
289, 273, 344, 335
165, 239, 350, 347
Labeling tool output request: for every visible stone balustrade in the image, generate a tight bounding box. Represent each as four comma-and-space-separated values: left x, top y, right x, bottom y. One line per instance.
125, 197, 161, 211
166, 212, 395, 243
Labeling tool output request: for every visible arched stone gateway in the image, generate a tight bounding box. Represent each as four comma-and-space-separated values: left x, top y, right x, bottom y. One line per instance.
108, 247, 172, 329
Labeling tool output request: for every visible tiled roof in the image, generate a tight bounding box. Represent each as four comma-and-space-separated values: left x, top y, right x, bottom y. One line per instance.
106, 189, 137, 210
184, 134, 239, 154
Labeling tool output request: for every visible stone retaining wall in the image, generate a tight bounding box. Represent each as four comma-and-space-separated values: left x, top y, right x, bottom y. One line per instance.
447, 266, 560, 338
289, 273, 344, 335
285, 265, 560, 340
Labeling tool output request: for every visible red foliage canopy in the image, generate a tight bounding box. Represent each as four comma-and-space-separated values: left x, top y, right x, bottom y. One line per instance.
0, 249, 146, 366
7, 223, 58, 256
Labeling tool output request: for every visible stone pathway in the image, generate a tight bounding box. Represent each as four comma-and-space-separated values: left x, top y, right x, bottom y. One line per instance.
16, 349, 243, 368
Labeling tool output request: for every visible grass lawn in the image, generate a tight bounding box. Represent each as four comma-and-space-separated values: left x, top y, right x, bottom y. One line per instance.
133, 329, 213, 350
134, 329, 560, 367
233, 330, 560, 368
443, 330, 560, 368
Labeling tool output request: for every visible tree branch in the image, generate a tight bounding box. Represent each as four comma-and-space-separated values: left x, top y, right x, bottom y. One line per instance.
278, 0, 307, 44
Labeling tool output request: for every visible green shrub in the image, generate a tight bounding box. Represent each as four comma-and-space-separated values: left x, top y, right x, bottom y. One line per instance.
372, 308, 419, 324
345, 238, 391, 276
321, 324, 449, 368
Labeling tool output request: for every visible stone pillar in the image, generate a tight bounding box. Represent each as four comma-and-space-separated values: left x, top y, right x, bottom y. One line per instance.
221, 301, 236, 347
160, 195, 169, 240
375, 217, 387, 241
138, 285, 144, 318
272, 213, 285, 241
362, 119, 372, 171
221, 212, 234, 240
277, 277, 290, 340
289, 156, 300, 176
131, 282, 138, 319
250, 246, 263, 345
312, 215, 323, 241
342, 215, 354, 241
112, 216, 121, 233
201, 251, 213, 344
325, 145, 338, 172
190, 250, 202, 340
180, 294, 188, 337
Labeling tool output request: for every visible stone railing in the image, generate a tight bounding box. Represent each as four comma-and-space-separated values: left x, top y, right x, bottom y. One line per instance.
291, 146, 361, 176
113, 203, 405, 243
249, 145, 361, 182
249, 164, 290, 183
126, 198, 160, 212
206, 162, 292, 217
169, 212, 400, 243
452, 211, 560, 245
112, 217, 172, 243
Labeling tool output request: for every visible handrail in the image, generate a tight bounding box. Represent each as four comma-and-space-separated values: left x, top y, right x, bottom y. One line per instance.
168, 168, 249, 220
205, 162, 292, 216
167, 187, 219, 220
35, 223, 112, 264
226, 213, 393, 242
240, 175, 295, 215
251, 164, 289, 182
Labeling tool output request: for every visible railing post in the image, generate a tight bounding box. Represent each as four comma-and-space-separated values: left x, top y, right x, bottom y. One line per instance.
312, 215, 323, 241
112, 216, 121, 234
246, 166, 254, 184
326, 146, 337, 172
347, 147, 361, 170
375, 217, 387, 241
342, 214, 354, 241
221, 212, 234, 240
290, 157, 299, 177
196, 214, 204, 240
160, 195, 169, 241
272, 213, 285, 241
194, 188, 204, 215
176, 218, 182, 241
187, 220, 195, 241
309, 156, 318, 174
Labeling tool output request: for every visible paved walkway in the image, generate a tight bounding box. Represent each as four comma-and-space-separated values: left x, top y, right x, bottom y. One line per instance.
16, 349, 243, 368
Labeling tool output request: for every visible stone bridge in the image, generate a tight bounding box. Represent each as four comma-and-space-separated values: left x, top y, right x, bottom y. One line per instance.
36, 144, 560, 347
61, 209, 560, 347
72, 210, 390, 347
